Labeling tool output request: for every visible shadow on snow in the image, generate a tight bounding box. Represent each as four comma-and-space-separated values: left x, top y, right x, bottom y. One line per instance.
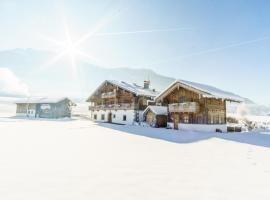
0, 116, 77, 123
97, 122, 270, 148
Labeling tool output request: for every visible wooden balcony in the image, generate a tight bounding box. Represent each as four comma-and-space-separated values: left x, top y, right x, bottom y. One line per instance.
169, 102, 200, 113
89, 103, 135, 111
101, 91, 117, 99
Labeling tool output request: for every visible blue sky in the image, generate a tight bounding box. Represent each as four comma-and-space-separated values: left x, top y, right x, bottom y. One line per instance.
0, 0, 270, 104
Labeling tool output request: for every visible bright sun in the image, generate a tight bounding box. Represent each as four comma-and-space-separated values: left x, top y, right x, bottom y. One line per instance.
38, 9, 187, 79
66, 43, 76, 55
38, 8, 133, 78
38, 16, 110, 79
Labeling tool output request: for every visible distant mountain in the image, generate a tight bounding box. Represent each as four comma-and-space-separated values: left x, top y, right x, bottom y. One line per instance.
80, 65, 175, 92
0, 48, 256, 107
0, 48, 53, 74
0, 48, 175, 97
246, 104, 270, 116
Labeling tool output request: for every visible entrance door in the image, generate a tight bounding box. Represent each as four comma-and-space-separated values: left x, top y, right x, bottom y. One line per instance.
108, 112, 112, 123
27, 109, 36, 118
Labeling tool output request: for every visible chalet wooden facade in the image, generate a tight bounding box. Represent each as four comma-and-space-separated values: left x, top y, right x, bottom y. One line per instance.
15, 97, 75, 118
86, 80, 159, 125
87, 79, 243, 132
154, 80, 243, 132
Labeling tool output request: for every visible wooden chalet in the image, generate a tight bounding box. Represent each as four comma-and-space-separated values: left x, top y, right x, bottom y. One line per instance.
86, 80, 159, 125
154, 80, 243, 132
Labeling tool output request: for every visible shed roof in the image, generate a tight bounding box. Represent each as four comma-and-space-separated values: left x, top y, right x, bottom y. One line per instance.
143, 106, 168, 116
15, 97, 75, 104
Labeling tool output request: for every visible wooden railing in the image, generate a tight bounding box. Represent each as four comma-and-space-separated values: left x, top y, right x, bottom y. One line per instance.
169, 102, 200, 113
89, 103, 135, 110
101, 91, 117, 99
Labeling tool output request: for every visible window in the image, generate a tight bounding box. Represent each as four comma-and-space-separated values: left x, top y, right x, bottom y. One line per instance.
101, 114, 105, 120
183, 115, 189, 123
179, 96, 186, 103
214, 115, 219, 124
123, 115, 127, 121
94, 114, 97, 120
113, 114, 116, 118
197, 116, 203, 124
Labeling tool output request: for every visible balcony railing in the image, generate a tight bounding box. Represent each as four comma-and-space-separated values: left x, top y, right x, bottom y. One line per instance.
169, 102, 200, 113
101, 91, 117, 99
89, 103, 135, 111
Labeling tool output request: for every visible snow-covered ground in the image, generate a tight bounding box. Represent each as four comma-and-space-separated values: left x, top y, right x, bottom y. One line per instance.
1, 101, 270, 199
0, 98, 16, 117
0, 108, 270, 199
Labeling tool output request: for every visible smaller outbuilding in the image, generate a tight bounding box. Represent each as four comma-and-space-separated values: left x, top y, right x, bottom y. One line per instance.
143, 106, 168, 127
15, 97, 76, 118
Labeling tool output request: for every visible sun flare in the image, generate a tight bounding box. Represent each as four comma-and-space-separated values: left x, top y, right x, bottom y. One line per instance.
39, 22, 104, 79
39, 7, 189, 80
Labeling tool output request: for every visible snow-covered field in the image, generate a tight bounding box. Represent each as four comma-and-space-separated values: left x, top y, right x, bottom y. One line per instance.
1, 101, 270, 199
0, 98, 16, 118
0, 113, 270, 199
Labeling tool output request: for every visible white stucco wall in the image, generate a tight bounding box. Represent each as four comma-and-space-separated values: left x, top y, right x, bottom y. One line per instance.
91, 110, 135, 125
168, 123, 227, 133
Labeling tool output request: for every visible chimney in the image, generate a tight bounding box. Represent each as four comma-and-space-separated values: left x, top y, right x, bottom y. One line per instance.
144, 80, 150, 89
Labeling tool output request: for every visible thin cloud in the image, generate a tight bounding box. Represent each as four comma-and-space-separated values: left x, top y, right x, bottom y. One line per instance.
131, 35, 270, 68
0, 68, 29, 97
94, 27, 192, 36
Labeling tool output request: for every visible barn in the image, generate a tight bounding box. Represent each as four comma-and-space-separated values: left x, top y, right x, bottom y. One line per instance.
15, 97, 76, 118
143, 106, 168, 127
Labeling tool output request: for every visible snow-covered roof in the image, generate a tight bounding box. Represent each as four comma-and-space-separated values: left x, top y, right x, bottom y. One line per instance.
143, 106, 168, 116
15, 97, 74, 104
87, 80, 159, 101
108, 80, 159, 97
155, 80, 243, 102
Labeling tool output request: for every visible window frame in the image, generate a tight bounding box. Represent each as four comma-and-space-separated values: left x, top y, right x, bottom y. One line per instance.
101, 114, 105, 120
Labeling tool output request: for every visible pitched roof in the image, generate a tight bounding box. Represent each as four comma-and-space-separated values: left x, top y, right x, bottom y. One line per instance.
15, 97, 74, 104
87, 80, 159, 101
155, 80, 243, 102
143, 106, 168, 116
